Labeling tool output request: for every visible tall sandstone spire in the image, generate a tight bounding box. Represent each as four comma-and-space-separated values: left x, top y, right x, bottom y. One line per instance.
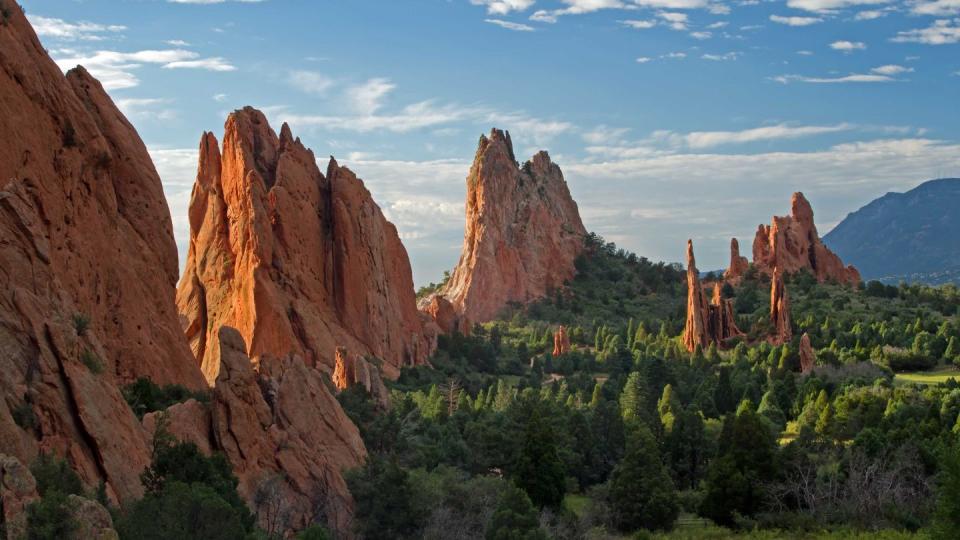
683, 241, 744, 352
0, 1, 204, 505
429, 129, 587, 325
752, 192, 861, 286
770, 268, 792, 345
176, 108, 436, 382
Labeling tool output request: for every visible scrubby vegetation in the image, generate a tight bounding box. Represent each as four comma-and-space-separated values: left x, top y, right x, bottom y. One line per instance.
342, 235, 960, 539
122, 377, 209, 419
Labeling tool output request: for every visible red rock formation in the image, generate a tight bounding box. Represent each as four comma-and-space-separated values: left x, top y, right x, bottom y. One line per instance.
553, 326, 571, 356
770, 268, 792, 345
332, 347, 389, 408
419, 295, 470, 335
142, 399, 213, 456
752, 193, 861, 286
427, 129, 587, 325
723, 238, 750, 284
799, 333, 816, 374
176, 108, 434, 382
683, 241, 744, 352
0, 3, 204, 506
210, 327, 365, 535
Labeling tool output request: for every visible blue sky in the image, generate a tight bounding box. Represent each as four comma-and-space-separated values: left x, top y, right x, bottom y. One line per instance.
20, 0, 960, 283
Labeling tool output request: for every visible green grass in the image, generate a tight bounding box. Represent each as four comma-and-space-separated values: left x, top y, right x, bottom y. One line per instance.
563, 494, 590, 518
894, 367, 960, 386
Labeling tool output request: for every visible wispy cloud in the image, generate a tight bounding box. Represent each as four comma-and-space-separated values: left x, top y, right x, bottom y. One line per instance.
27, 15, 126, 41
871, 64, 914, 75
50, 48, 236, 89
702, 52, 741, 61
892, 19, 960, 45
910, 0, 960, 16
770, 14, 823, 26
663, 123, 855, 148
831, 40, 867, 51
620, 19, 657, 29
854, 9, 888, 19
288, 70, 334, 95
786, 0, 893, 14
772, 73, 895, 83
484, 18, 536, 31
470, 0, 536, 15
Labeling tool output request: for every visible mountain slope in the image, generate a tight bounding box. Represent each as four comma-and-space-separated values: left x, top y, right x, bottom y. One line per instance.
823, 178, 960, 284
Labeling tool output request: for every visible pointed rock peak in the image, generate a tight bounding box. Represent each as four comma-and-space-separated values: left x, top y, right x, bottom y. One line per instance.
479, 127, 516, 164
791, 192, 814, 223
279, 122, 293, 145
686, 239, 697, 271
327, 155, 340, 177
731, 237, 741, 255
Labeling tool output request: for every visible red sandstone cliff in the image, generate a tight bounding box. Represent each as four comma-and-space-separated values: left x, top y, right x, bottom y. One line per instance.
683, 241, 743, 352
770, 268, 792, 345
426, 129, 586, 326
751, 193, 861, 286
176, 108, 435, 382
0, 2, 204, 505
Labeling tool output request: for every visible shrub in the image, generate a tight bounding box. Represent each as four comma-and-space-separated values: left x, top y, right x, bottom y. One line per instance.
80, 349, 104, 374
122, 377, 209, 419
12, 400, 37, 431
26, 491, 77, 540
71, 313, 90, 336
116, 481, 248, 540
31, 454, 83, 497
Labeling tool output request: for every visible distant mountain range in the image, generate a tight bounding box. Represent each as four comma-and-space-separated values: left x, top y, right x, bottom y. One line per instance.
824, 178, 960, 286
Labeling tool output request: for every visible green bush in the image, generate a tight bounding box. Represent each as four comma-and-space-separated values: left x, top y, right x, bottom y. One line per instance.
80, 349, 104, 374
26, 491, 77, 540
122, 377, 209, 419
12, 400, 37, 430
116, 481, 249, 540
31, 454, 83, 497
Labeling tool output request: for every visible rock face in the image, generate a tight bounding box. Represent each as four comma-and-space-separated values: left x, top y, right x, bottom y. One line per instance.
752, 193, 861, 286
723, 238, 750, 284
770, 268, 792, 346
176, 108, 434, 381
683, 241, 743, 352
552, 326, 571, 357
0, 3, 204, 506
332, 347, 390, 408
426, 129, 587, 326
141, 399, 213, 456
419, 295, 470, 336
210, 328, 366, 535
799, 333, 816, 374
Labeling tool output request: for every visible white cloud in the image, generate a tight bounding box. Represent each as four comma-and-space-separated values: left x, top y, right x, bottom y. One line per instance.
892, 19, 960, 45
659, 123, 853, 148
51, 48, 236, 89
583, 125, 631, 144
690, 31, 713, 39
288, 70, 334, 95
28, 15, 126, 41
786, 0, 893, 14
166, 39, 191, 46
163, 57, 236, 71
484, 18, 536, 31
701, 51, 741, 60
773, 73, 895, 83
707, 21, 729, 28
621, 19, 657, 29
831, 40, 867, 51
636, 56, 653, 63
470, 0, 536, 15
658, 12, 689, 31
116, 98, 177, 121
797, 50, 815, 55
662, 51, 688, 59
910, 0, 960, 16
854, 9, 887, 19
348, 78, 396, 115
213, 93, 229, 102
871, 64, 914, 75
770, 14, 823, 26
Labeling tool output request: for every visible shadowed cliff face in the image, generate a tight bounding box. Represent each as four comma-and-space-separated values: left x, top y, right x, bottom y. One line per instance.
176, 107, 437, 383
0, 0, 205, 505
430, 128, 587, 326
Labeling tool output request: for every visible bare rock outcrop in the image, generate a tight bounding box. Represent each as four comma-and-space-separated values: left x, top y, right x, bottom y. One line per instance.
425, 129, 587, 326
752, 193, 861, 286
141, 399, 213, 456
0, 2, 204, 506
210, 327, 366, 535
176, 108, 434, 382
723, 238, 750, 284
799, 333, 816, 374
553, 326, 571, 357
683, 241, 744, 352
332, 347, 390, 408
770, 268, 792, 345
419, 295, 470, 336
